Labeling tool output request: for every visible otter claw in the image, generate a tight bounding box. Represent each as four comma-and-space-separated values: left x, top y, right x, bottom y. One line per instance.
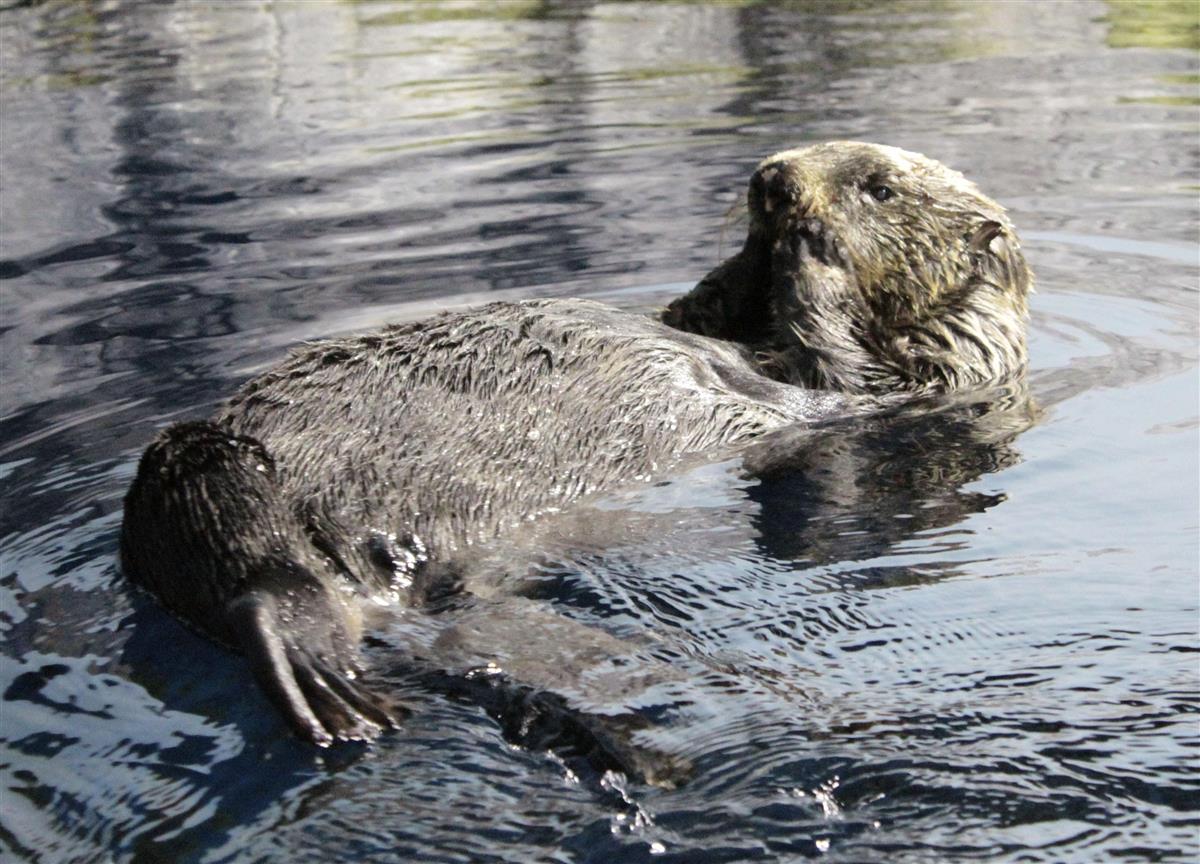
228, 591, 404, 745
294, 651, 405, 742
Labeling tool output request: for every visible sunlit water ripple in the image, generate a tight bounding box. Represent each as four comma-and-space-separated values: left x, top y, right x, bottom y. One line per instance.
1, 1, 1197, 862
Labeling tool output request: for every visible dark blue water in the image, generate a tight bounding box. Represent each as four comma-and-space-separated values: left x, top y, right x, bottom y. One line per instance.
1, 1, 1197, 862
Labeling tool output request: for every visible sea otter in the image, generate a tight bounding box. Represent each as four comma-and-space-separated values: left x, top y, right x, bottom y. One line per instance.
121, 142, 1031, 755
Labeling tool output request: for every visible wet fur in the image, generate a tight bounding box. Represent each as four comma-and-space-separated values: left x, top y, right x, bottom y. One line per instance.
665, 142, 1031, 393
121, 142, 1032, 776
122, 301, 859, 755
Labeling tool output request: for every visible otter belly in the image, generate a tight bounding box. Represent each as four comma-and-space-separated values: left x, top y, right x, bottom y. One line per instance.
220, 299, 854, 569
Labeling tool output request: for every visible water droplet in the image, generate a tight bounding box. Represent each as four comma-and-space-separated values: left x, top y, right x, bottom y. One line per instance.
813, 776, 841, 818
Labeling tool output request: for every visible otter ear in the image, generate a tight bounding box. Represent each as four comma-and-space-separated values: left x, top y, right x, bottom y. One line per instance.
970, 220, 1005, 252
969, 219, 1031, 296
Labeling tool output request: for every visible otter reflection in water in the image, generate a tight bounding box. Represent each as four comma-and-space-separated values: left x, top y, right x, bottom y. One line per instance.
121, 142, 1033, 778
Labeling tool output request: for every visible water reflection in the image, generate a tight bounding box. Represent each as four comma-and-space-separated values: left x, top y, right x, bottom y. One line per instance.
1, 0, 1197, 862
743, 386, 1036, 564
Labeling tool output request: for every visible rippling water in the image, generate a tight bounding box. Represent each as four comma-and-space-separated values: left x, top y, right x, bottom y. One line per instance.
1, 1, 1197, 862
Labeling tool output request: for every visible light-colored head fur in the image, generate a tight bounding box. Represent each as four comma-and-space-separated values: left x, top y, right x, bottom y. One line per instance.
751, 141, 1032, 394
664, 142, 1032, 395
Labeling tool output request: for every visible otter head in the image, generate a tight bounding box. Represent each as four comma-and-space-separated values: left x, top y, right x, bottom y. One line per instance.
746, 141, 1031, 394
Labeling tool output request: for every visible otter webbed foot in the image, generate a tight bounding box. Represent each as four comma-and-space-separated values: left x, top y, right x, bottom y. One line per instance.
228, 588, 407, 746
121, 420, 406, 745
410, 666, 691, 789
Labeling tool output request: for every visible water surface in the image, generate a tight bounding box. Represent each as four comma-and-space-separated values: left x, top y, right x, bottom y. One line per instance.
1, 1, 1197, 862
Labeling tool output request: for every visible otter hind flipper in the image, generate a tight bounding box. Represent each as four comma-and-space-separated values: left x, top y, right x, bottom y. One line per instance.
413, 667, 691, 789
228, 588, 405, 745
120, 420, 404, 745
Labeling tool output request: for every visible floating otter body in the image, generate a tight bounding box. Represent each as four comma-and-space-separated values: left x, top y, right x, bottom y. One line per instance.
121, 142, 1031, 755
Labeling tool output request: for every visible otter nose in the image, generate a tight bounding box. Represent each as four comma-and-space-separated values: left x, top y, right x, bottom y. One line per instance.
749, 162, 801, 218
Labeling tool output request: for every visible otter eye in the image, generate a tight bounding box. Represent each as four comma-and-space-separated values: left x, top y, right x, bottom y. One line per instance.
868, 183, 894, 202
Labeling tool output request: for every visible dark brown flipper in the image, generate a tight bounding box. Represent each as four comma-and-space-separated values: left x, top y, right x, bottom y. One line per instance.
228, 585, 403, 745
121, 421, 403, 745
411, 666, 691, 789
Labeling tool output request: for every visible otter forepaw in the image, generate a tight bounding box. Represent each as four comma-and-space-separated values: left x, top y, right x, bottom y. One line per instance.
228, 591, 406, 746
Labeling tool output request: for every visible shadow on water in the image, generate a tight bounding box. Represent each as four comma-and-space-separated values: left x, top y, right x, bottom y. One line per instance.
510, 385, 1037, 617
743, 386, 1036, 566
1, 0, 1197, 862
25, 604, 341, 863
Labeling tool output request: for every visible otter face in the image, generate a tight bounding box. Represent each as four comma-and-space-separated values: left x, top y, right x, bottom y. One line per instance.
748, 142, 1032, 394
